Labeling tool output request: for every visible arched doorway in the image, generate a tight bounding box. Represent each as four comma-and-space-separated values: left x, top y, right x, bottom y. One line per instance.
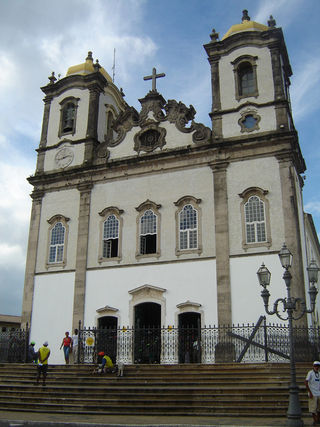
134, 302, 161, 364
97, 316, 118, 363
178, 312, 201, 363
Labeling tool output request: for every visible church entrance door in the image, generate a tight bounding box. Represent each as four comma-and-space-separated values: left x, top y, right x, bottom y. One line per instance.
134, 302, 161, 364
178, 312, 201, 363
97, 316, 118, 364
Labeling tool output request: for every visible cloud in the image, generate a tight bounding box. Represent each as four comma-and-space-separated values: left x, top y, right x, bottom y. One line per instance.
290, 58, 320, 121
305, 201, 320, 217
254, 0, 302, 27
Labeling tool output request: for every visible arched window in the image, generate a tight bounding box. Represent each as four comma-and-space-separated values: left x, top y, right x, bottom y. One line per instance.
99, 206, 123, 262
174, 196, 202, 255
179, 204, 198, 250
140, 209, 157, 255
49, 222, 66, 263
244, 196, 266, 243
238, 62, 255, 97
103, 214, 119, 258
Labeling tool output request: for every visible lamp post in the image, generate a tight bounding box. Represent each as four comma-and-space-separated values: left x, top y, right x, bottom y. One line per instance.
257, 243, 320, 427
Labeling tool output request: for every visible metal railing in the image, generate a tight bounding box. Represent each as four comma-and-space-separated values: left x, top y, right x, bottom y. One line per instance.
77, 318, 320, 365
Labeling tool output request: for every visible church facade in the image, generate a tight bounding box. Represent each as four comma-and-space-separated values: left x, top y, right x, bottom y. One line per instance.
21, 11, 320, 364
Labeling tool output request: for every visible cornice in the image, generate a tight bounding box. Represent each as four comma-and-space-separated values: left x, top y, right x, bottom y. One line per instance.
41, 72, 107, 98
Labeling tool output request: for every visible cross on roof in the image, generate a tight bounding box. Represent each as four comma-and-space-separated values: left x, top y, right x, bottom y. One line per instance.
143, 67, 166, 91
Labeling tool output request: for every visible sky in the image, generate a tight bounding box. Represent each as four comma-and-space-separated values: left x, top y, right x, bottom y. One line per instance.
0, 0, 319, 316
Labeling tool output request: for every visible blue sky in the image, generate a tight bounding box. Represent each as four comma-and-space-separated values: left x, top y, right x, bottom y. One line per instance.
0, 0, 319, 315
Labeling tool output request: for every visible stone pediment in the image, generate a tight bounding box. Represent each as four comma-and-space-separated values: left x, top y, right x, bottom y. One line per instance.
96, 91, 212, 161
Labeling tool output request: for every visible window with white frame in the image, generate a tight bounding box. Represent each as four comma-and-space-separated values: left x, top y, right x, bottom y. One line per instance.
140, 209, 157, 255
99, 206, 123, 262
179, 204, 198, 250
174, 195, 202, 255
239, 188, 271, 249
103, 214, 119, 258
245, 196, 266, 243
48, 222, 66, 263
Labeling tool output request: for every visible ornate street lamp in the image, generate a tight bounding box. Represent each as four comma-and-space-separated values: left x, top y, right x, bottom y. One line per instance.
257, 243, 319, 427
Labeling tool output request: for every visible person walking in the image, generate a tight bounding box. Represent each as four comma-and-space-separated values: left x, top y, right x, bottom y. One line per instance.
305, 360, 320, 425
71, 329, 79, 364
35, 341, 50, 386
60, 331, 72, 364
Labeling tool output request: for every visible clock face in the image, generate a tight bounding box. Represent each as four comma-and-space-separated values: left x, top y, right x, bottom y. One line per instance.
55, 147, 74, 168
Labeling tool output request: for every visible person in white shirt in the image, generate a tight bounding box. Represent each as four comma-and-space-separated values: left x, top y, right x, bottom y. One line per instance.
305, 361, 320, 425
71, 329, 79, 364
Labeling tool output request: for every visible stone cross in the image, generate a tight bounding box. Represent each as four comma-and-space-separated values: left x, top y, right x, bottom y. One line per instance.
143, 67, 166, 91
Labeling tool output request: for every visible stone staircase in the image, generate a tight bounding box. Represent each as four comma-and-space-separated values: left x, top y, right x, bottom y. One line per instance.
0, 362, 311, 418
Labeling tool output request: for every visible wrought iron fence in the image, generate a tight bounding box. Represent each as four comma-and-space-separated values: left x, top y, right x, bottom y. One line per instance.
78, 318, 320, 365
0, 327, 29, 363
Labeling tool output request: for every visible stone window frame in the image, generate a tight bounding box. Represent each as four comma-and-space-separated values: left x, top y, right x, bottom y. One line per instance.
135, 200, 161, 259
174, 196, 202, 256
104, 104, 118, 143
98, 206, 124, 263
232, 55, 259, 101
133, 122, 167, 154
238, 109, 261, 133
58, 96, 80, 138
239, 187, 272, 250
46, 214, 70, 268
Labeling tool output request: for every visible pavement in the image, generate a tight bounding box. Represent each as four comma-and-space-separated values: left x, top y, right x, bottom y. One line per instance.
0, 412, 315, 427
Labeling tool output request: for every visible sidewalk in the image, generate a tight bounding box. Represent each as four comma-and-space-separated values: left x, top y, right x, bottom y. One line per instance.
0, 411, 314, 427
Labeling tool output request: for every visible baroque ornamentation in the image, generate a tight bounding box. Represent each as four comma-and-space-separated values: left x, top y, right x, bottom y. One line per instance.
134, 121, 167, 154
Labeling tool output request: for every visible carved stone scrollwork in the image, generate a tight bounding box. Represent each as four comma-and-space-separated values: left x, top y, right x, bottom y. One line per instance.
104, 106, 139, 148
165, 100, 211, 144
134, 121, 167, 154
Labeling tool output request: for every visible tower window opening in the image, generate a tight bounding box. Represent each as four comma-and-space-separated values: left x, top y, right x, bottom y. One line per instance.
238, 62, 255, 97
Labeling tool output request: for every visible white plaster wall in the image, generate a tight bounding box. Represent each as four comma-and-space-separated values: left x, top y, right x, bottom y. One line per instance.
219, 46, 274, 110
43, 143, 85, 172
230, 253, 286, 324
46, 88, 90, 146
36, 189, 79, 272
227, 157, 285, 254
87, 166, 215, 267
84, 259, 217, 327
107, 118, 196, 161
30, 273, 75, 364
222, 106, 277, 138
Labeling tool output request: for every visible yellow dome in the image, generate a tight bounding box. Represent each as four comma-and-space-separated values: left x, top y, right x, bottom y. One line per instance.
66, 51, 112, 83
222, 11, 269, 40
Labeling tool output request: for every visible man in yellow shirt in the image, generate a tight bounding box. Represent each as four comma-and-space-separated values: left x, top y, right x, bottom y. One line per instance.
36, 341, 50, 386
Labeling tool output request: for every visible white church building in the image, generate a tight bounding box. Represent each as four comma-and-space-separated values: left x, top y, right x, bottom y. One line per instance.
21, 11, 320, 364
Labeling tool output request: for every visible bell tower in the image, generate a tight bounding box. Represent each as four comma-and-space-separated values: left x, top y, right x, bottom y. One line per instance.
204, 10, 293, 139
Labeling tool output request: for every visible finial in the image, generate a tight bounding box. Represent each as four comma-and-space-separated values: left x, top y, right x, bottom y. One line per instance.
120, 88, 125, 97
86, 51, 93, 61
268, 15, 276, 28
93, 59, 101, 71
209, 28, 219, 42
48, 71, 57, 84
242, 10, 250, 22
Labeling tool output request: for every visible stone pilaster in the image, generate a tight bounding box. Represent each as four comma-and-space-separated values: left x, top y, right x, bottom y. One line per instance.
210, 162, 232, 326
72, 182, 93, 330
269, 45, 288, 130
85, 86, 101, 163
208, 55, 222, 138
36, 95, 52, 173
21, 190, 44, 328
277, 154, 307, 326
